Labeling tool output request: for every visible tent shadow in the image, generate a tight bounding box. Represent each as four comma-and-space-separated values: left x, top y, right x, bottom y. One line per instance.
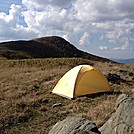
83, 91, 121, 99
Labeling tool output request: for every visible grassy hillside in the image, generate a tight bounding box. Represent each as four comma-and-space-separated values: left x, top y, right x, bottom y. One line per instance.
0, 36, 112, 63
0, 58, 133, 134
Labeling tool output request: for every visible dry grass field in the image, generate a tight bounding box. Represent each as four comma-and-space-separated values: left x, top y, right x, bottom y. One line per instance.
0, 58, 134, 134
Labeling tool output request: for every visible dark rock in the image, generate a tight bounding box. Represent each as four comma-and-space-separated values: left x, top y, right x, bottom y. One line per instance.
119, 70, 128, 74
99, 94, 134, 134
49, 117, 101, 134
106, 73, 123, 84
129, 72, 134, 77
118, 70, 134, 81
119, 70, 134, 77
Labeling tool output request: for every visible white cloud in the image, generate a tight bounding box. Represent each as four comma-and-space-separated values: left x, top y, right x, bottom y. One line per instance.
79, 32, 89, 46
121, 38, 129, 50
0, 4, 37, 40
99, 46, 108, 50
0, 0, 134, 58
0, 4, 21, 38
113, 38, 130, 50
0, 4, 21, 26
22, 0, 75, 10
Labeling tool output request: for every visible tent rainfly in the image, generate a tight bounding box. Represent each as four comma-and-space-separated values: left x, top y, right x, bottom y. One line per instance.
52, 65, 112, 99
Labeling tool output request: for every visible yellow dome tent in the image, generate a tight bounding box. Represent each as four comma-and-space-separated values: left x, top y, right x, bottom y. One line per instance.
52, 65, 112, 99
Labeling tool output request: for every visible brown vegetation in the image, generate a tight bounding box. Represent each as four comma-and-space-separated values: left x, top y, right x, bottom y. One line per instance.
0, 58, 133, 134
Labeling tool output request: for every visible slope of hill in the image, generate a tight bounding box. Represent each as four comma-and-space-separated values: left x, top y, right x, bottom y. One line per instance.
0, 36, 112, 62
112, 58, 134, 64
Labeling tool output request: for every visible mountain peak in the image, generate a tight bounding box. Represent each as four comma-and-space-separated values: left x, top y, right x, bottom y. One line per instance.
0, 36, 113, 62
33, 36, 70, 45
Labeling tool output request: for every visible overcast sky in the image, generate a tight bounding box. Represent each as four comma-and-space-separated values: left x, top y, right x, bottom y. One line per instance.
0, 0, 134, 59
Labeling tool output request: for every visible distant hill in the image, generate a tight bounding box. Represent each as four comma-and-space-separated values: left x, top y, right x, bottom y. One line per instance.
112, 58, 134, 64
0, 36, 113, 62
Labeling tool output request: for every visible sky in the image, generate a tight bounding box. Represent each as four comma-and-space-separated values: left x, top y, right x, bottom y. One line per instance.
0, 0, 134, 59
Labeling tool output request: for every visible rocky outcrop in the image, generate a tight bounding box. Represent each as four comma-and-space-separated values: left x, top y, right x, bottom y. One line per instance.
49, 117, 101, 134
106, 73, 124, 84
49, 94, 134, 134
106, 70, 134, 84
99, 94, 134, 134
